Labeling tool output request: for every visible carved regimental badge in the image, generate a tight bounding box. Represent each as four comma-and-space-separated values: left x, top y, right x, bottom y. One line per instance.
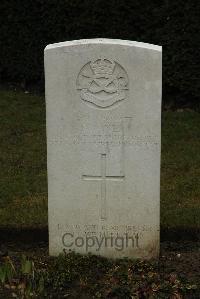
76, 58, 129, 108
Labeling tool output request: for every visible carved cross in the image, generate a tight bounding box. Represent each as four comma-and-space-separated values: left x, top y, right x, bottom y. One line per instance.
82, 154, 125, 220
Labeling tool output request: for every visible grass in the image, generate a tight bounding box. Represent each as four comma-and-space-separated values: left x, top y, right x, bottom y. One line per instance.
161, 111, 200, 230
0, 88, 200, 230
0, 89, 47, 227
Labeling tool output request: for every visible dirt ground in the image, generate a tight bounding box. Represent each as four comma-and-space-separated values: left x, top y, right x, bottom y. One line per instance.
0, 229, 200, 283
0, 229, 200, 298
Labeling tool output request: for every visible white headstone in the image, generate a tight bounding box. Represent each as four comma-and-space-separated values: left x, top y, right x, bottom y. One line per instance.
44, 39, 162, 259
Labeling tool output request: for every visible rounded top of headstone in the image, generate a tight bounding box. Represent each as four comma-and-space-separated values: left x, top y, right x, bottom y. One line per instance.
44, 38, 162, 52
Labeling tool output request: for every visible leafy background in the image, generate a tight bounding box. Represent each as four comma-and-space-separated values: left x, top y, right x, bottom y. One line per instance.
0, 0, 199, 107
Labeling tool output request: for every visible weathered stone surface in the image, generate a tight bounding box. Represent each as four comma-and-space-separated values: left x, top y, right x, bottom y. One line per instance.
44, 38, 162, 258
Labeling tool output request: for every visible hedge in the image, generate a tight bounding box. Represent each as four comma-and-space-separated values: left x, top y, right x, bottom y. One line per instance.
0, 0, 199, 105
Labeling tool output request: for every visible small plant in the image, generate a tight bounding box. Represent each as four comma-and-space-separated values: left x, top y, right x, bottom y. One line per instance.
0, 252, 199, 298
19, 255, 35, 297
0, 256, 16, 284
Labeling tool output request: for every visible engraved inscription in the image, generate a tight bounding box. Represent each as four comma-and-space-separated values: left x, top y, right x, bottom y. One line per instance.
77, 58, 129, 108
49, 135, 159, 147
82, 154, 125, 220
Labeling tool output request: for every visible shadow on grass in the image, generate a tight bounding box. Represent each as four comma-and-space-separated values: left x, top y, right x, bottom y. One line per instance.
0, 226, 199, 246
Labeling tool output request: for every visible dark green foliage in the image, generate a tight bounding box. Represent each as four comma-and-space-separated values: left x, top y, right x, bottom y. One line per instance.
0, 0, 199, 105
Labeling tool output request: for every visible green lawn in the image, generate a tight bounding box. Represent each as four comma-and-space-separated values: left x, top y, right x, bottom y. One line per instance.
0, 89, 199, 230
161, 110, 200, 230
0, 89, 47, 227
